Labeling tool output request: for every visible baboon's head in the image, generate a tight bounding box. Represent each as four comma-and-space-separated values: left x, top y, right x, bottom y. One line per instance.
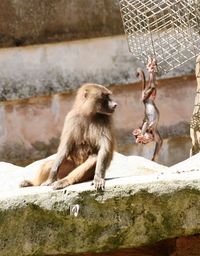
75, 83, 117, 116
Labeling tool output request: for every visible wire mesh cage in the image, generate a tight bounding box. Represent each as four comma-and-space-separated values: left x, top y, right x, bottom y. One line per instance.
119, 0, 200, 74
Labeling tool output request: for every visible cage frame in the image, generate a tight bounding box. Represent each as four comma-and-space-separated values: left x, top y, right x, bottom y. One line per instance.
119, 0, 200, 74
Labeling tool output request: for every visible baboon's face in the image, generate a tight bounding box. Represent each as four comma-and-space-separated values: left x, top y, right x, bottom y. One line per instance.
78, 84, 117, 116
96, 92, 117, 115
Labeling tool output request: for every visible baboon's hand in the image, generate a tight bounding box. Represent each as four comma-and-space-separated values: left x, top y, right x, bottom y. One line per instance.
93, 175, 105, 190
52, 179, 70, 190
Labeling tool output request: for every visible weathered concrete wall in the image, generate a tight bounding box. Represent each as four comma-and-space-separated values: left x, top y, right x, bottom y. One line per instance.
0, 36, 196, 165
0, 75, 196, 166
0, 0, 123, 47
0, 36, 141, 101
0, 36, 196, 101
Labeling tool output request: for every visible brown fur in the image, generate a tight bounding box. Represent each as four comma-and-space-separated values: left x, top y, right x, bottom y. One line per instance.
20, 83, 117, 190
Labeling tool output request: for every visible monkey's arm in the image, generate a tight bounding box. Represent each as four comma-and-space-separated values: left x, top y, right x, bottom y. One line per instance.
47, 142, 70, 183
42, 118, 74, 185
94, 138, 113, 190
142, 85, 156, 101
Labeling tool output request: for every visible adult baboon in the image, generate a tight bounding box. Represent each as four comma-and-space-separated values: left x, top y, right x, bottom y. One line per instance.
20, 83, 117, 190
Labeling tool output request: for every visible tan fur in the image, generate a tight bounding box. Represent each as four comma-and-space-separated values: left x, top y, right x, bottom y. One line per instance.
20, 158, 76, 187
136, 61, 163, 162
20, 83, 117, 190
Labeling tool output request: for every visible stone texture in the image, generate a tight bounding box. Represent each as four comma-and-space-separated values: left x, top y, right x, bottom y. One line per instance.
0, 153, 200, 255
0, 36, 196, 101
0, 0, 123, 47
71, 236, 200, 256
0, 36, 142, 101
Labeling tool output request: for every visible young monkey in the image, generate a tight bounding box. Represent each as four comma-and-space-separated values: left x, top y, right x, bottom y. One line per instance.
133, 57, 163, 161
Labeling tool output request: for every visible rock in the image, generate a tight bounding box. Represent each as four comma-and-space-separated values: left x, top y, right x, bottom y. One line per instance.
0, 153, 200, 256
0, 162, 24, 192
169, 152, 200, 172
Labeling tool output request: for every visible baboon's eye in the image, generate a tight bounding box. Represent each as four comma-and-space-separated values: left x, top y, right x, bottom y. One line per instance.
102, 95, 109, 104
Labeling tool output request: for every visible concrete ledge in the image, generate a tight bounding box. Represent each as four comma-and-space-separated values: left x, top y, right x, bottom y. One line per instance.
0, 153, 200, 255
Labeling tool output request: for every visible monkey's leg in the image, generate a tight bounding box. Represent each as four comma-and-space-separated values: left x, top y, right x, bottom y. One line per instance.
42, 150, 68, 186
141, 121, 149, 135
57, 158, 76, 179
151, 129, 163, 161
53, 155, 97, 190
42, 133, 73, 186
20, 160, 54, 187
42, 159, 64, 186
20, 159, 76, 188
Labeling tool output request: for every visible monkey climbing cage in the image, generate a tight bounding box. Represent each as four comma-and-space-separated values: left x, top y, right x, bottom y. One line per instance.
119, 0, 200, 74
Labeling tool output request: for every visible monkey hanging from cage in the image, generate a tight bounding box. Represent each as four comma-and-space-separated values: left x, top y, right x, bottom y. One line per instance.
132, 57, 163, 161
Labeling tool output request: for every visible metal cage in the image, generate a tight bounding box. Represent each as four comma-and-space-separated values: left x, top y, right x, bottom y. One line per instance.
119, 0, 200, 74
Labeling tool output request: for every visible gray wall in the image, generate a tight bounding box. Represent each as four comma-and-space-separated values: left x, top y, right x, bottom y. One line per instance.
0, 36, 196, 101
0, 0, 196, 101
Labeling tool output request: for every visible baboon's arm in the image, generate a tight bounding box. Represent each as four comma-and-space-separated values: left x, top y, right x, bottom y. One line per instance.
43, 118, 73, 185
94, 139, 113, 189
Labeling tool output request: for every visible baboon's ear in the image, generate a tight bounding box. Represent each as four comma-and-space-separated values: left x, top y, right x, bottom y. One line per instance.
84, 89, 88, 98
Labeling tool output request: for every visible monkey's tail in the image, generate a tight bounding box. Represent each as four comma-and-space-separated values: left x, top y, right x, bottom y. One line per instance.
20, 179, 34, 187
136, 68, 146, 90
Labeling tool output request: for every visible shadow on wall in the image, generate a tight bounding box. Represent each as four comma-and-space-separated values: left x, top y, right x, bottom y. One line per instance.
118, 136, 191, 167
